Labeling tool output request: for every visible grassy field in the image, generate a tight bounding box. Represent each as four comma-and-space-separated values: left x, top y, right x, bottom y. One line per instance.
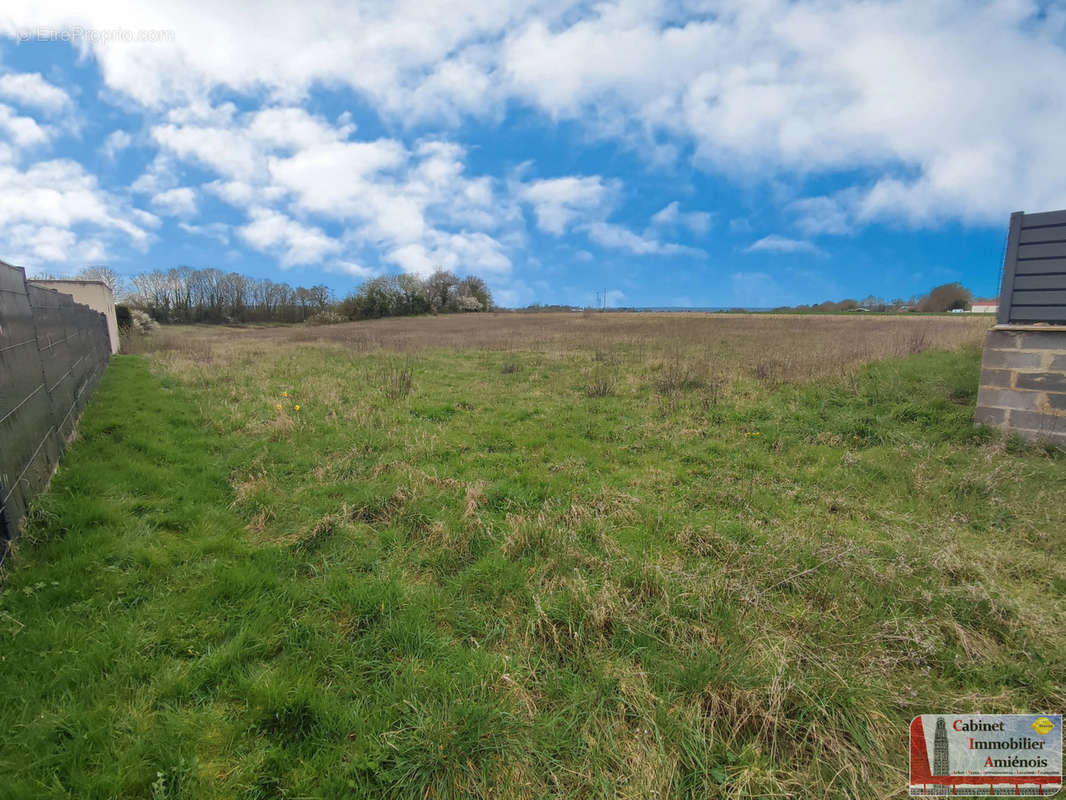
1, 312, 1064, 799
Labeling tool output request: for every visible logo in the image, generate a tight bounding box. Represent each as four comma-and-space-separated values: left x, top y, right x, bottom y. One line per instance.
1035, 718, 1057, 736
910, 715, 1062, 796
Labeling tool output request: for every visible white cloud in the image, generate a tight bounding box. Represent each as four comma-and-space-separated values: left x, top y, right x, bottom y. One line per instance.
0, 159, 146, 237
405, 47, 498, 124
239, 206, 341, 267
151, 186, 197, 217
328, 259, 380, 279
0, 104, 51, 148
788, 195, 854, 236
0, 72, 71, 113
0, 1, 530, 117
4, 0, 1064, 279
650, 201, 679, 226
437, 231, 512, 274
745, 234, 824, 256
385, 230, 511, 277
178, 220, 229, 243
0, 158, 153, 264
1, 1, 1063, 234
581, 221, 698, 256
517, 176, 700, 256
153, 118, 261, 181
650, 201, 711, 235
503, 15, 707, 119
267, 139, 408, 214
519, 175, 615, 234
101, 129, 132, 159
384, 243, 435, 275
5, 223, 78, 264
247, 106, 356, 150
151, 102, 519, 275
131, 154, 179, 195
501, 0, 1066, 227
203, 179, 286, 207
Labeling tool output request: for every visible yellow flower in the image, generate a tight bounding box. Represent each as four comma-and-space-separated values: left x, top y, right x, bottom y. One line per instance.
275, 404, 282, 411
282, 391, 288, 397
293, 405, 300, 411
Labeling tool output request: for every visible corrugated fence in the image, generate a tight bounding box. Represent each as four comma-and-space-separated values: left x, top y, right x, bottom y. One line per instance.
0, 260, 111, 561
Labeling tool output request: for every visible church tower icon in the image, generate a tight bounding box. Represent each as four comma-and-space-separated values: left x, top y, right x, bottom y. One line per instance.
933, 717, 950, 775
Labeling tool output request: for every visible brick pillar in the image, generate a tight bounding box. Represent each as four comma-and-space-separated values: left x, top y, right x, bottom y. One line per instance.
976, 326, 1066, 446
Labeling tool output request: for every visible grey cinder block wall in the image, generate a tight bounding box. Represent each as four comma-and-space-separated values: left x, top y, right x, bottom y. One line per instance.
976, 329, 1066, 446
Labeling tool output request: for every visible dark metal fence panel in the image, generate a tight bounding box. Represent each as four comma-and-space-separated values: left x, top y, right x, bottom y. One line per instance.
998, 209, 1066, 324
1, 267, 49, 546
0, 261, 110, 558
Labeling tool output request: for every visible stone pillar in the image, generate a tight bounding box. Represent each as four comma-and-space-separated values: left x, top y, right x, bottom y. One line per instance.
976, 326, 1066, 446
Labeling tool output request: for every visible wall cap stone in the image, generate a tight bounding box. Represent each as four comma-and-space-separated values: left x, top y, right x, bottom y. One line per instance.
993, 324, 1066, 332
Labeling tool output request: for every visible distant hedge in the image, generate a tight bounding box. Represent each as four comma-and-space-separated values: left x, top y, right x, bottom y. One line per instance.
339, 270, 493, 320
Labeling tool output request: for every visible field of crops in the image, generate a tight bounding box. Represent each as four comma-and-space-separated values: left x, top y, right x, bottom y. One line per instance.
1, 312, 1063, 799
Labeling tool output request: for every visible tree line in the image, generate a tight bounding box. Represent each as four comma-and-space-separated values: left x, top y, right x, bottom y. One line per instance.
774, 283, 976, 313
122, 267, 332, 323
67, 265, 494, 324
60, 266, 974, 322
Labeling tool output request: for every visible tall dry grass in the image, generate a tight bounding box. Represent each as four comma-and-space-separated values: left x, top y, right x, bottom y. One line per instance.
137, 311, 992, 392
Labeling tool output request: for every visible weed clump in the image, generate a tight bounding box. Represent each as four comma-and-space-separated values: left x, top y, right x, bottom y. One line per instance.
378, 362, 414, 400
654, 356, 708, 395
584, 371, 614, 397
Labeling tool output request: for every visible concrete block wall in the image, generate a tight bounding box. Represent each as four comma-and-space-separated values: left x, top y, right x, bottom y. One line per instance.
976, 327, 1066, 446
0, 261, 111, 554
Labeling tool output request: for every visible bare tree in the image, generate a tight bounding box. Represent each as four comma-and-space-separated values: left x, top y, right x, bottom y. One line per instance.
425, 269, 459, 312
77, 266, 123, 296
126, 267, 331, 324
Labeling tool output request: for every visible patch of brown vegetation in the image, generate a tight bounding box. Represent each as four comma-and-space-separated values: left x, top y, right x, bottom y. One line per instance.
137, 311, 991, 392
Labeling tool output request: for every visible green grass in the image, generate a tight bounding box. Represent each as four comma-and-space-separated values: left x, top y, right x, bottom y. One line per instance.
1, 340, 1064, 799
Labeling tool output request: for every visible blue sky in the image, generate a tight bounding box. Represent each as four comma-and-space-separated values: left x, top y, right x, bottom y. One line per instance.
0, 1, 1064, 308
